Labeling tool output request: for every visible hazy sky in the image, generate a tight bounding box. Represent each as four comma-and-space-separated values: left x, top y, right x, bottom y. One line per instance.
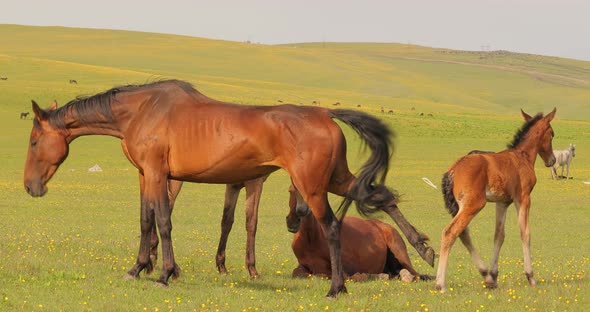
2, 0, 589, 61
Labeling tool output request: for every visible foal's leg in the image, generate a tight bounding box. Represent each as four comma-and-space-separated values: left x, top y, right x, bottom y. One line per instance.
243, 178, 265, 278
149, 179, 183, 273
457, 227, 488, 282
487, 202, 510, 288
515, 196, 536, 287
216, 183, 244, 274
435, 198, 484, 292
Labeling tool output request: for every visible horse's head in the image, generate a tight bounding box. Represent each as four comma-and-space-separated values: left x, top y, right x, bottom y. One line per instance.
521, 108, 557, 167
24, 100, 69, 197
285, 184, 310, 233
570, 144, 576, 157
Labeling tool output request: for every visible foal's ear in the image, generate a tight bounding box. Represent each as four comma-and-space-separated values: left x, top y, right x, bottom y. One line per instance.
521, 109, 533, 122
31, 100, 48, 121
544, 107, 557, 122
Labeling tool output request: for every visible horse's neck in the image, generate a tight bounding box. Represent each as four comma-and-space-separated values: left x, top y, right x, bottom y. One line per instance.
63, 100, 137, 142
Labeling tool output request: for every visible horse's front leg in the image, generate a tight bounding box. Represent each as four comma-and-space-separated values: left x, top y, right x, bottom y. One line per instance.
126, 173, 156, 280
516, 197, 536, 287
216, 183, 243, 274
149, 179, 183, 273
151, 175, 181, 286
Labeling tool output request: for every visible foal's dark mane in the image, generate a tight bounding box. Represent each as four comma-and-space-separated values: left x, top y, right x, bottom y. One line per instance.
46, 79, 197, 129
507, 113, 543, 149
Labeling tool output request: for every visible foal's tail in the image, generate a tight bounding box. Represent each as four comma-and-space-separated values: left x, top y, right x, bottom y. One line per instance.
329, 109, 395, 217
442, 171, 459, 217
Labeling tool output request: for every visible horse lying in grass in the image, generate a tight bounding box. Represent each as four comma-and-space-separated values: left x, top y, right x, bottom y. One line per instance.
550, 143, 576, 180
286, 185, 433, 282
436, 109, 556, 292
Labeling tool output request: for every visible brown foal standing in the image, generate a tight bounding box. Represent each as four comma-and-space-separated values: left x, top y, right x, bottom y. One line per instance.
435, 108, 556, 292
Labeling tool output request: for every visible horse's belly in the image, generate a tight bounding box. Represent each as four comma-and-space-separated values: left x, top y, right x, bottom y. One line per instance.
170, 164, 278, 184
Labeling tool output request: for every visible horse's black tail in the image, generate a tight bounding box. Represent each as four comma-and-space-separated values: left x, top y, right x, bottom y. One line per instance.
442, 172, 459, 217
329, 109, 396, 217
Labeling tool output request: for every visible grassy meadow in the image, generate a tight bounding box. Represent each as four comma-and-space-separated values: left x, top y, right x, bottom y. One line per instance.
0, 25, 589, 311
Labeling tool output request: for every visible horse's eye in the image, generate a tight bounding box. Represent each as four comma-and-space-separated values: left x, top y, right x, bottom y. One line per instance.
31, 141, 37, 147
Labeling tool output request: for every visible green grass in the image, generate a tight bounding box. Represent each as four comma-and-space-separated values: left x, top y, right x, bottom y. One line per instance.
0, 24, 589, 311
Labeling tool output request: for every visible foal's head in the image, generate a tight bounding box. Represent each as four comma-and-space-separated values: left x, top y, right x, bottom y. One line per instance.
520, 108, 557, 167
24, 100, 69, 197
286, 184, 311, 233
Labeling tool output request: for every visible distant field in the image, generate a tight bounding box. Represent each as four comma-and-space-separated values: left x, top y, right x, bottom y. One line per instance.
0, 25, 588, 311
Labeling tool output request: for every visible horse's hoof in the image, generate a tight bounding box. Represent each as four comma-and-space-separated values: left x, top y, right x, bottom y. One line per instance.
423, 247, 436, 267
434, 283, 446, 293
400, 269, 415, 282
325, 286, 348, 298
123, 273, 138, 281
154, 281, 169, 288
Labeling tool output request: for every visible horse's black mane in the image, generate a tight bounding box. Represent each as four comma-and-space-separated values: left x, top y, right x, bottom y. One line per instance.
507, 113, 543, 149
47, 79, 197, 129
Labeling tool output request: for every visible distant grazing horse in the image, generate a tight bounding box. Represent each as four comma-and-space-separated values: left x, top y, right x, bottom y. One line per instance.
436, 108, 556, 292
286, 185, 433, 281
550, 144, 575, 180
23, 79, 433, 297
0, 76, 7, 80
69, 79, 78, 84
20, 112, 30, 119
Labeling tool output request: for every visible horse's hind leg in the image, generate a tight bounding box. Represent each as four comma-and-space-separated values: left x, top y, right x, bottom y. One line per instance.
328, 172, 435, 267
487, 202, 510, 288
381, 200, 435, 267
302, 190, 346, 297
216, 182, 244, 274
371, 220, 427, 280
149, 179, 183, 273
243, 177, 266, 278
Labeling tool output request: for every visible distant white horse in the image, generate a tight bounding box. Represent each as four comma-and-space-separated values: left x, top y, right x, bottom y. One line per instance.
551, 144, 576, 179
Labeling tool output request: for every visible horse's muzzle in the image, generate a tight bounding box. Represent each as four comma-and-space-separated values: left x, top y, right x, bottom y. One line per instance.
24, 181, 47, 197
545, 156, 556, 167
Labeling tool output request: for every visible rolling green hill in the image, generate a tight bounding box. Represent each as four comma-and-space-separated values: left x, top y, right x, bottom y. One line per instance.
1, 24, 589, 120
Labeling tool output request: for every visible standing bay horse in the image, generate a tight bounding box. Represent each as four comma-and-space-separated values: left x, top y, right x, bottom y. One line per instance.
286, 185, 433, 281
435, 108, 556, 292
23, 80, 433, 297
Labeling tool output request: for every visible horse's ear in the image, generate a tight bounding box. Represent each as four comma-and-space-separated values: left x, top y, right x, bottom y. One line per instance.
31, 100, 48, 120
49, 100, 58, 110
521, 109, 533, 122
544, 107, 557, 122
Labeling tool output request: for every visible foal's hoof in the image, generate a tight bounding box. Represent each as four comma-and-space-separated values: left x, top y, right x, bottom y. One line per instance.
484, 274, 498, 289
434, 284, 446, 293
